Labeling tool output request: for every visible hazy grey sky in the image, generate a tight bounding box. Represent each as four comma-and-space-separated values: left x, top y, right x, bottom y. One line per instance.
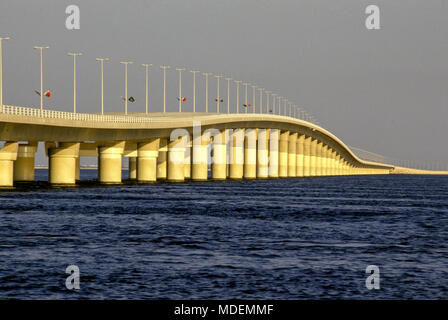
1, 0, 447, 166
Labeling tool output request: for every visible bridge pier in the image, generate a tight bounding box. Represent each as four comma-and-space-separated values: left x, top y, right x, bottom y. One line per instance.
168, 136, 186, 182
322, 144, 328, 176
137, 139, 159, 183
98, 142, 125, 184
184, 140, 191, 179
192, 133, 209, 181
212, 129, 227, 180
296, 134, 304, 177
257, 129, 269, 179
279, 130, 289, 178
288, 132, 297, 177
316, 141, 323, 176
244, 128, 257, 179
303, 136, 311, 177
310, 138, 317, 176
268, 129, 279, 178
14, 143, 37, 182
157, 138, 168, 180
229, 129, 244, 179
0, 142, 18, 188
48, 142, 80, 185
128, 157, 137, 180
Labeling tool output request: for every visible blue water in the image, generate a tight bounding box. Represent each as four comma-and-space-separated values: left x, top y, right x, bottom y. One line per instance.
0, 170, 447, 299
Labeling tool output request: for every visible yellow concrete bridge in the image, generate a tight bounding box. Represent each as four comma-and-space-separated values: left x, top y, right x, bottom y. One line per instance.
0, 104, 398, 188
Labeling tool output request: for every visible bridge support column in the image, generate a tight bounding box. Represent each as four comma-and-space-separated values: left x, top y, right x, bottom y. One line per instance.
322, 144, 328, 176
257, 129, 269, 179
157, 138, 168, 180
244, 128, 257, 179
268, 129, 279, 178
192, 132, 209, 181
98, 142, 125, 184
331, 150, 337, 176
0, 142, 18, 188
128, 157, 137, 180
137, 139, 159, 183
75, 156, 81, 181
49, 142, 80, 185
229, 129, 244, 179
303, 136, 311, 177
184, 139, 191, 179
316, 141, 323, 176
279, 130, 289, 178
212, 129, 227, 180
296, 134, 304, 177
14, 143, 37, 182
310, 138, 317, 176
168, 136, 186, 182
288, 132, 297, 177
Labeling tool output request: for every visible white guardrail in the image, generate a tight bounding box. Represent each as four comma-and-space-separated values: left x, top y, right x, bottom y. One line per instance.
0, 105, 155, 123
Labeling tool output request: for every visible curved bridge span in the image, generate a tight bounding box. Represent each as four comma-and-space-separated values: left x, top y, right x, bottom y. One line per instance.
1, 105, 393, 187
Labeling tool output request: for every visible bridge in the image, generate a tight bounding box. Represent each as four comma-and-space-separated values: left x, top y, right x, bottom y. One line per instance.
1, 38, 445, 188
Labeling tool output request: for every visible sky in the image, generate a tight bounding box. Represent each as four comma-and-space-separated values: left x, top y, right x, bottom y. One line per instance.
0, 0, 447, 168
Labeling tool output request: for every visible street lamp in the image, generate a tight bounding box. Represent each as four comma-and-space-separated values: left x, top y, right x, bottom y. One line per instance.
251, 85, 257, 114
271, 93, 277, 114
214, 75, 223, 113
225, 77, 232, 114
141, 63, 152, 114
243, 83, 250, 114
160, 65, 170, 113
265, 91, 271, 114
176, 67, 185, 112
68, 52, 82, 114
96, 58, 109, 115
120, 61, 133, 115
33, 45, 49, 116
190, 70, 199, 113
202, 72, 212, 113
258, 88, 263, 114
234, 80, 242, 114
0, 36, 11, 107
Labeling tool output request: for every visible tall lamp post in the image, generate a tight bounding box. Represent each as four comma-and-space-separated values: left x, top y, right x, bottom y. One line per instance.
258, 88, 263, 114
176, 67, 185, 112
251, 85, 257, 114
160, 65, 170, 113
265, 91, 271, 114
234, 80, 242, 114
0, 36, 11, 107
202, 72, 212, 113
120, 61, 133, 115
225, 77, 232, 114
33, 46, 49, 116
96, 58, 109, 115
214, 75, 223, 113
243, 83, 249, 114
68, 52, 82, 114
271, 93, 277, 114
190, 70, 199, 113
141, 63, 152, 114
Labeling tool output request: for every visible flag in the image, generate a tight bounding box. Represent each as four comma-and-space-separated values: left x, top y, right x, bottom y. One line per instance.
128, 96, 135, 102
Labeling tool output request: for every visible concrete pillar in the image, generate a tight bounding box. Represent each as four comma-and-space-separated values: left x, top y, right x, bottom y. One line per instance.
184, 139, 191, 179
279, 130, 289, 178
229, 129, 244, 179
157, 138, 168, 180
268, 129, 279, 178
98, 142, 125, 184
244, 128, 257, 179
192, 132, 209, 181
75, 156, 80, 181
330, 150, 337, 176
257, 129, 269, 178
296, 134, 304, 177
310, 138, 317, 176
127, 157, 136, 180
303, 136, 311, 177
322, 144, 328, 176
13, 144, 37, 182
212, 129, 227, 180
168, 136, 186, 182
288, 132, 297, 177
49, 142, 80, 185
137, 139, 159, 183
0, 142, 18, 188
316, 141, 323, 176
